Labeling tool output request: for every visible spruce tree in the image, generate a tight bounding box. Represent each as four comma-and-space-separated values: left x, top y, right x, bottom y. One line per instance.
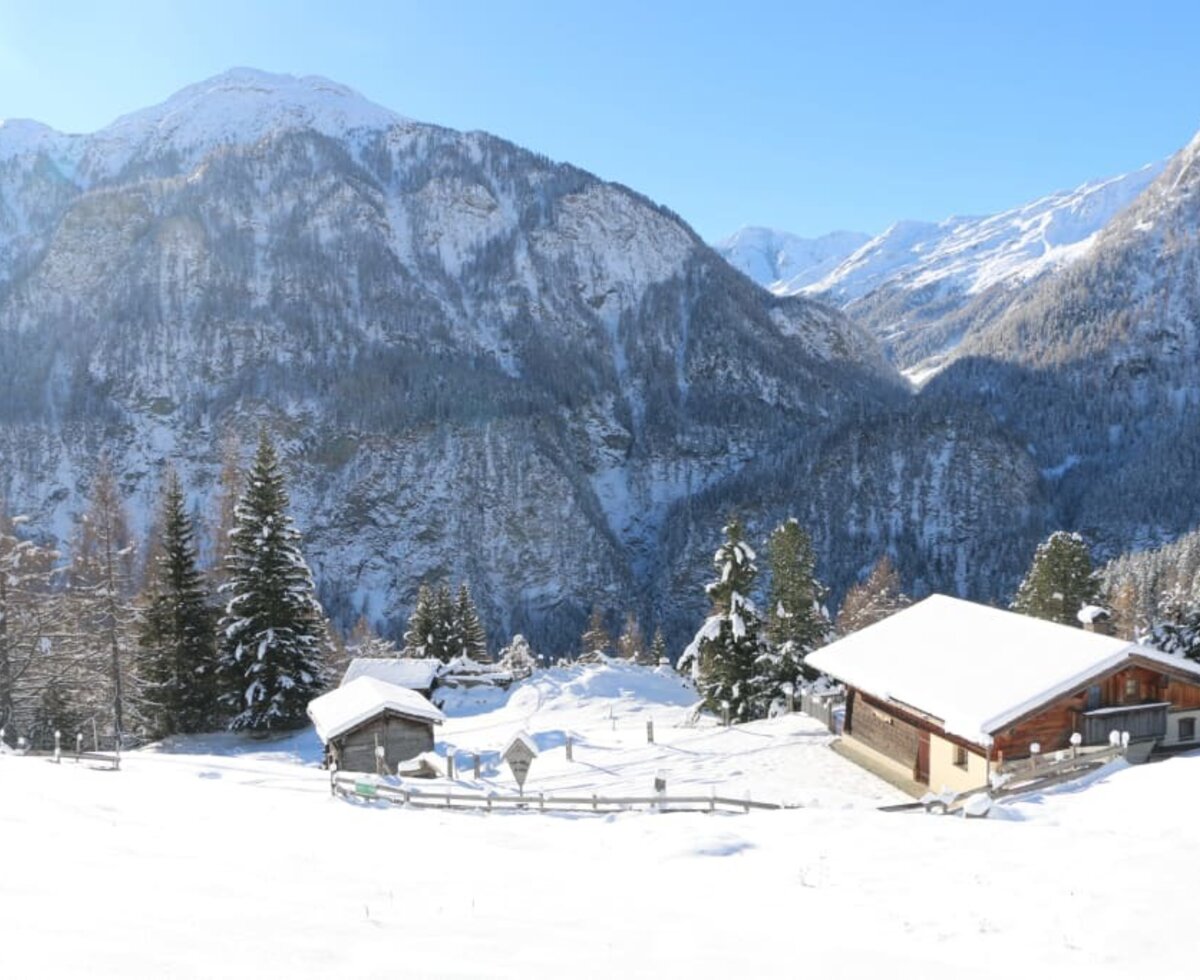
648, 627, 668, 667
403, 585, 437, 658
764, 519, 832, 691
678, 518, 769, 722
431, 583, 455, 661
138, 469, 218, 736
454, 584, 489, 662
1012, 531, 1101, 627
216, 433, 329, 731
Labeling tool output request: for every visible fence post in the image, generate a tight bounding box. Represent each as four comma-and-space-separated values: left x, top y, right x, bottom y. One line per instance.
540, 791, 545, 812
447, 752, 455, 780
54, 730, 61, 764
592, 793, 598, 811
709, 787, 716, 812
473, 753, 481, 779
75, 732, 83, 761
646, 720, 654, 744
566, 735, 573, 761
743, 790, 751, 814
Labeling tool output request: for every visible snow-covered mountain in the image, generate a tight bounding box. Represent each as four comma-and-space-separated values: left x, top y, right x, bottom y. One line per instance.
923, 126, 1200, 558
1, 69, 936, 651
720, 163, 1165, 371
715, 227, 869, 293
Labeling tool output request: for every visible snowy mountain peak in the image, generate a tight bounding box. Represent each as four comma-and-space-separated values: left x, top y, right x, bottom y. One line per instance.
715, 226, 870, 293
90, 68, 409, 164
0, 118, 71, 162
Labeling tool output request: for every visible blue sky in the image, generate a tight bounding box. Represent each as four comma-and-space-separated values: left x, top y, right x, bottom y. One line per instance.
1, 1, 1198, 240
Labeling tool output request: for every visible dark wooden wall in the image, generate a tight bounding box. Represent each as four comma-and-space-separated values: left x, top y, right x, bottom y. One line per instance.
334, 712, 435, 774
847, 690, 920, 776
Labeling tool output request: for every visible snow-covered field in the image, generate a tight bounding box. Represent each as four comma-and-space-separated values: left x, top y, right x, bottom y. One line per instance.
2, 662, 1197, 978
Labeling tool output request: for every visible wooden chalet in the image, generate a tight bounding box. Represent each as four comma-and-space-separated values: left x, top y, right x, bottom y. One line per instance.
806, 595, 1200, 794
307, 677, 446, 774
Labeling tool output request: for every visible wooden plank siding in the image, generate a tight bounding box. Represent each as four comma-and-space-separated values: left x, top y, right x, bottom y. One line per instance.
846, 659, 1200, 771
333, 710, 435, 774
993, 663, 1200, 759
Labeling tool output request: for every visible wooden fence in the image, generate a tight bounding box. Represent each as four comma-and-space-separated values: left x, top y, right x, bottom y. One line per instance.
331, 771, 782, 813
798, 692, 842, 734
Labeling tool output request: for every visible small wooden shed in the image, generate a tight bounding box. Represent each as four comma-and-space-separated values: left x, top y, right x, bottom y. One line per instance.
307, 677, 446, 774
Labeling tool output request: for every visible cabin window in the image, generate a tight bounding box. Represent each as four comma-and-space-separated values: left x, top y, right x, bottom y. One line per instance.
1086, 685, 1101, 710
1179, 718, 1196, 743
1124, 677, 1139, 699
953, 744, 968, 768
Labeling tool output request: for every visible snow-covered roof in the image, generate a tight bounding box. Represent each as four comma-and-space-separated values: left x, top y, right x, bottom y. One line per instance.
341, 657, 440, 690
806, 594, 1200, 743
307, 677, 445, 743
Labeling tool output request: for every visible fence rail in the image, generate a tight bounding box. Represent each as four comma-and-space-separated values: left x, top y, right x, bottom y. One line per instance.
331, 772, 782, 813
798, 693, 842, 734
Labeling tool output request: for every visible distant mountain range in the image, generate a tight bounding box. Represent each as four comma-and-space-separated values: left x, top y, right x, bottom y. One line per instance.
717, 162, 1165, 376
3, 68, 1199, 653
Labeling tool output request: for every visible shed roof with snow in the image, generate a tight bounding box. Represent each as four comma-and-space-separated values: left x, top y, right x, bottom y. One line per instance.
806, 594, 1200, 743
308, 677, 446, 744
341, 657, 441, 692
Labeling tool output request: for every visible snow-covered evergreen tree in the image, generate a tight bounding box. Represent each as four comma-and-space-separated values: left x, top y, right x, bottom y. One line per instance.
678, 518, 770, 722
1144, 586, 1200, 662
216, 433, 330, 731
1012, 531, 1101, 627
454, 584, 489, 663
402, 583, 459, 661
138, 470, 219, 736
498, 634, 538, 679
579, 606, 612, 663
763, 519, 832, 692
649, 627, 668, 666
836, 554, 910, 636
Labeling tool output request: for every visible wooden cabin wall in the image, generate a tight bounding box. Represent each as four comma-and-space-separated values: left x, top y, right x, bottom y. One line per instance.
336, 713, 435, 774
992, 665, 1200, 759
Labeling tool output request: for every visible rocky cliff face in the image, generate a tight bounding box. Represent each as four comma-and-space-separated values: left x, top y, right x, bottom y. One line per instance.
1, 69, 927, 651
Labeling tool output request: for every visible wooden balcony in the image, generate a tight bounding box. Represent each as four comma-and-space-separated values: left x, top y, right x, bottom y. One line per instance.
1081, 702, 1169, 745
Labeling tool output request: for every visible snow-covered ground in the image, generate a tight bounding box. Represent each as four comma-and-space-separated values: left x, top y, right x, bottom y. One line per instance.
2, 662, 1197, 978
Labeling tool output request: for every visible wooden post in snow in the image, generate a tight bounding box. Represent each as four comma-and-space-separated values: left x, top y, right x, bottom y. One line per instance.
646, 720, 654, 744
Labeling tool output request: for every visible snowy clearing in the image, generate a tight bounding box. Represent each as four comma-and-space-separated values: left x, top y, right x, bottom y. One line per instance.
2, 662, 1197, 978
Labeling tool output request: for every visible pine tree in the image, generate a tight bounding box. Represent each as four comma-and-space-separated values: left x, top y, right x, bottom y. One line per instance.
616, 612, 646, 662
649, 628, 668, 666
678, 518, 769, 722
431, 583, 455, 662
836, 554, 910, 636
138, 469, 219, 736
1145, 586, 1200, 662
579, 606, 612, 663
1012, 531, 1101, 627
216, 433, 330, 731
403, 585, 437, 658
454, 584, 489, 663
764, 519, 832, 693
